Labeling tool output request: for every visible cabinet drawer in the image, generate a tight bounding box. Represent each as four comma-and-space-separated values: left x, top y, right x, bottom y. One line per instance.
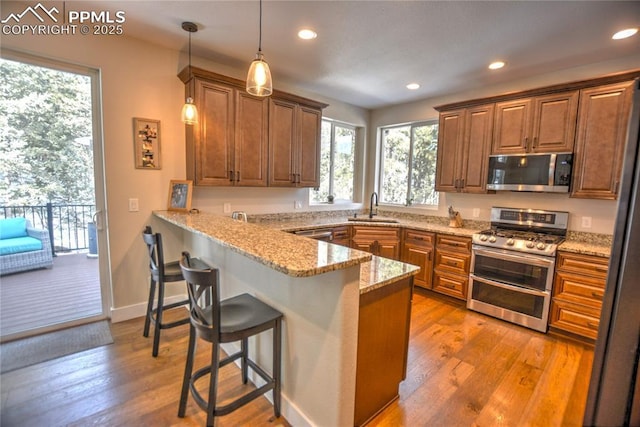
553, 271, 605, 307
557, 252, 609, 279
436, 234, 472, 252
433, 271, 468, 301
434, 249, 470, 274
332, 226, 350, 241
549, 299, 601, 340
352, 226, 400, 241
403, 229, 435, 247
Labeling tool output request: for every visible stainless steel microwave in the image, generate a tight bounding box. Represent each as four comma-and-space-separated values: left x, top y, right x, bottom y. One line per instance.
487, 152, 573, 193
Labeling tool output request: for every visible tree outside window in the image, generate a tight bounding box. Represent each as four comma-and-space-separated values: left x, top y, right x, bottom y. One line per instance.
311, 120, 356, 203
379, 121, 438, 206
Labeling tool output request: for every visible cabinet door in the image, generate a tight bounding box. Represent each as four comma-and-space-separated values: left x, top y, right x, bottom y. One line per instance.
571, 81, 634, 199
234, 92, 268, 186
435, 110, 465, 192
460, 104, 494, 193
530, 91, 578, 152
268, 99, 297, 187
193, 80, 235, 186
492, 98, 532, 154
297, 106, 322, 187
402, 243, 433, 289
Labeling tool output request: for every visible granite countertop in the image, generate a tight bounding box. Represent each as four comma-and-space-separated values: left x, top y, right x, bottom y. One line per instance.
256, 215, 482, 238
359, 256, 420, 294
154, 210, 373, 278
255, 213, 613, 258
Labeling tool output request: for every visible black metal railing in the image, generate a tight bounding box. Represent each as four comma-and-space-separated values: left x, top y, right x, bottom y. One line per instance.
0, 203, 96, 256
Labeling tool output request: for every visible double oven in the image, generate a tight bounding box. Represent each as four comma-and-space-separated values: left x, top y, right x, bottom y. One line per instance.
468, 207, 568, 333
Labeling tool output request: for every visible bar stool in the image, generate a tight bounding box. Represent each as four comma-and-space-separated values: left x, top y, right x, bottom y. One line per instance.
142, 226, 209, 357
178, 251, 283, 426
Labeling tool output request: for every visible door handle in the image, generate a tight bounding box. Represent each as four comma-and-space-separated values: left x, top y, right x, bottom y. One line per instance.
94, 210, 104, 231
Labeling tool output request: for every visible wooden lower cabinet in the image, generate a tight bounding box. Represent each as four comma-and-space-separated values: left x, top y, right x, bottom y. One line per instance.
352, 226, 400, 260
331, 225, 351, 247
401, 229, 435, 289
549, 251, 608, 340
355, 277, 413, 426
432, 234, 471, 301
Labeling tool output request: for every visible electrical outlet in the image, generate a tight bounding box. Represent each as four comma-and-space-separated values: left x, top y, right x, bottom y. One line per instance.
128, 198, 139, 212
294, 200, 302, 209
581, 216, 592, 229
472, 208, 480, 218
223, 203, 231, 214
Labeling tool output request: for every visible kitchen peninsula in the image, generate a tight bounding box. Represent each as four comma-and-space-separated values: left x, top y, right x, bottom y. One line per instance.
153, 210, 419, 426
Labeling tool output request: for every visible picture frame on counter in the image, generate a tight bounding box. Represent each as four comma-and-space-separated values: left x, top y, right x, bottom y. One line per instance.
133, 117, 161, 169
167, 180, 192, 212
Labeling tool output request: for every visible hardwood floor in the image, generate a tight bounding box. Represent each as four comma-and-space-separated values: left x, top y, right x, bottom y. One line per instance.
0, 289, 592, 426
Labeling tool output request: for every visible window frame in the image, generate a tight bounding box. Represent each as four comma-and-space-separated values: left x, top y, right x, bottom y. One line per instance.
310, 118, 357, 204
377, 119, 439, 207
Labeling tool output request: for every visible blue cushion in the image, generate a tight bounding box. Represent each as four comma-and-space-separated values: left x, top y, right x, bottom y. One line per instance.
0, 218, 28, 239
0, 236, 43, 255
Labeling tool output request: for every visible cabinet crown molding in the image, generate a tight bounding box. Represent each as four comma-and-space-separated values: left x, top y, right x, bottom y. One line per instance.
178, 66, 329, 110
435, 69, 640, 112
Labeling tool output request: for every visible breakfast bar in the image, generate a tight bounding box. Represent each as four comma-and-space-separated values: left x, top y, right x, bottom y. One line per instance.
153, 210, 419, 426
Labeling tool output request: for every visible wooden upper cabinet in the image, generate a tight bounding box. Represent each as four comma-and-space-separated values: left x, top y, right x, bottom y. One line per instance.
531, 91, 578, 152
179, 67, 327, 188
268, 98, 297, 186
189, 79, 235, 186
268, 99, 322, 187
435, 104, 493, 193
492, 91, 578, 154
234, 91, 269, 186
435, 110, 464, 192
571, 81, 635, 199
492, 98, 532, 154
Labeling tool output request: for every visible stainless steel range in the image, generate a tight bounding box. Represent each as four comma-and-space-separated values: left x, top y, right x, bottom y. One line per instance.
468, 207, 569, 333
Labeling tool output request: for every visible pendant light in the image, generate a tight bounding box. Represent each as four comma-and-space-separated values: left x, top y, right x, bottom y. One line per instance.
181, 21, 199, 125
246, 0, 273, 97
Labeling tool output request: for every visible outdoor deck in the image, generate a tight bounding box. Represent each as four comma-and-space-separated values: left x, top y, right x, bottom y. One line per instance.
0, 253, 102, 340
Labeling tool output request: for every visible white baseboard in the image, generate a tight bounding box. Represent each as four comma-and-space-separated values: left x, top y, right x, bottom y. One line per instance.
110, 294, 188, 323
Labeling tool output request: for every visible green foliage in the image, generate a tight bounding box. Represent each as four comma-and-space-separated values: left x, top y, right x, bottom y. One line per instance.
311, 121, 355, 203
380, 122, 438, 206
0, 59, 94, 205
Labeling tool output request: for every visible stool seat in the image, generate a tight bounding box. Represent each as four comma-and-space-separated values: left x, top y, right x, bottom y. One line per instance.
178, 252, 283, 426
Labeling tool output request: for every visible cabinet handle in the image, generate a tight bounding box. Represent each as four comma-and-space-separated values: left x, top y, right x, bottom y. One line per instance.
297, 174, 301, 184
291, 174, 296, 184
532, 137, 538, 149
591, 291, 602, 298
460, 179, 465, 189
595, 266, 607, 273
447, 261, 457, 267
524, 137, 529, 152
236, 171, 240, 182
444, 284, 456, 289
229, 170, 234, 182
587, 321, 598, 329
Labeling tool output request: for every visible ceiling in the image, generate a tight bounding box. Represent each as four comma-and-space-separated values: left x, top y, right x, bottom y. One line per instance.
82, 1, 639, 109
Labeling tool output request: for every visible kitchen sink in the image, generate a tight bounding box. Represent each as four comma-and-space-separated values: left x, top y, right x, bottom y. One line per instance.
347, 216, 399, 223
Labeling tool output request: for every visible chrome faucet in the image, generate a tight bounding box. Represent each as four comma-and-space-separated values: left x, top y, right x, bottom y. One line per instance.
369, 192, 378, 219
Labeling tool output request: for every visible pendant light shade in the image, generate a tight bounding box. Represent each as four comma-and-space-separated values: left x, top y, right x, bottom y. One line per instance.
181, 21, 199, 124
181, 97, 198, 125
246, 0, 273, 97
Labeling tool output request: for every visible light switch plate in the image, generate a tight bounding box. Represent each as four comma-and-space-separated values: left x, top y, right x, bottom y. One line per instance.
581, 216, 592, 229
223, 203, 231, 213
128, 198, 139, 212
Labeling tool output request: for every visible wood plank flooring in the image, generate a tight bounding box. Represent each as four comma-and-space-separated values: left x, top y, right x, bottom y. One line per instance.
0, 289, 592, 426
0, 253, 102, 340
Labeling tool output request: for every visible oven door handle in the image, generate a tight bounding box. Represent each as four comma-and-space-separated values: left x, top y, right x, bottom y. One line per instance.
472, 246, 555, 268
470, 274, 550, 297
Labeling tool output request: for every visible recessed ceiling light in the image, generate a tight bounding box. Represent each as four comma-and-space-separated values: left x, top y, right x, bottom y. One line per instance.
612, 28, 638, 40
298, 29, 317, 40
406, 83, 420, 90
489, 61, 506, 70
